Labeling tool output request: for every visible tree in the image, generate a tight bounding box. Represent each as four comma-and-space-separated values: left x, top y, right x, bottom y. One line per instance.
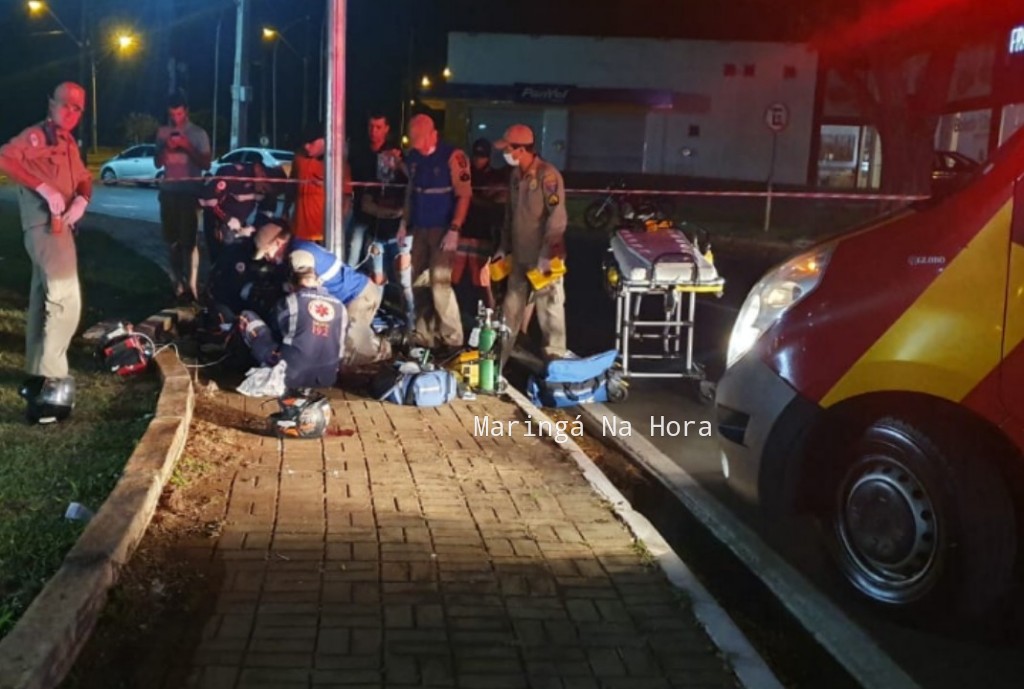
120, 112, 160, 146
808, 0, 1014, 194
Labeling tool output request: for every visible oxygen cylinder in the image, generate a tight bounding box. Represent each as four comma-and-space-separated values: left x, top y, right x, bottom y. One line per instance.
478, 308, 496, 354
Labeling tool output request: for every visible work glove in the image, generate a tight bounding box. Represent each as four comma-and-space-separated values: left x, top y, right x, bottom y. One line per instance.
440, 229, 459, 253
227, 217, 242, 232
237, 225, 255, 238
35, 182, 66, 216
61, 195, 89, 228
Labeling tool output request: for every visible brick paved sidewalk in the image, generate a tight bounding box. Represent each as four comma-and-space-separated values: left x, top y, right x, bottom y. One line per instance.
183, 388, 739, 689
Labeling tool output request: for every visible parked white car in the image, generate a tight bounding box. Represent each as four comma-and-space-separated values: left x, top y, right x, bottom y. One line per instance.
99, 144, 164, 186
209, 147, 295, 178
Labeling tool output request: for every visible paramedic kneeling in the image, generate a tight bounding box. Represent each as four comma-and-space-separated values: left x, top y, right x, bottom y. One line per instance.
288, 242, 393, 366
494, 124, 568, 364
246, 267, 347, 389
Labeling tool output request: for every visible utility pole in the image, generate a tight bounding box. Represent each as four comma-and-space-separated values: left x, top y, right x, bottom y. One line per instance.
230, 0, 251, 149
324, 0, 347, 260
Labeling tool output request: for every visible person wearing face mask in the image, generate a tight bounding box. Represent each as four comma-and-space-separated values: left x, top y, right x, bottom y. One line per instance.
493, 124, 569, 364
0, 82, 92, 423
397, 113, 472, 357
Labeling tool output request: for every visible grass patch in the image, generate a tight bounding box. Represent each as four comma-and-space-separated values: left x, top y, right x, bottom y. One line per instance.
0, 210, 168, 640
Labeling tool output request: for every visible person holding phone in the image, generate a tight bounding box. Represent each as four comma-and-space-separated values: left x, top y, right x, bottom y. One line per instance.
155, 92, 211, 304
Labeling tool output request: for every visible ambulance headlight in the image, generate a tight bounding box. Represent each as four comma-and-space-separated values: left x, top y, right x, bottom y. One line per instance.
726, 244, 834, 368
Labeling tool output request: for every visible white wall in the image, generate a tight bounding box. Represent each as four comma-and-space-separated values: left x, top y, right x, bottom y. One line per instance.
448, 33, 819, 184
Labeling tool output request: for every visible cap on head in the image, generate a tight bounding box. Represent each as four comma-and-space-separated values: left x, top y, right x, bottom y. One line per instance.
52, 82, 85, 110
471, 138, 492, 158
289, 249, 316, 273
494, 124, 534, 150
255, 222, 286, 254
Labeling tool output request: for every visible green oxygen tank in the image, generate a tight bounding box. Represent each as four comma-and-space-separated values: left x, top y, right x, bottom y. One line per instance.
479, 308, 496, 392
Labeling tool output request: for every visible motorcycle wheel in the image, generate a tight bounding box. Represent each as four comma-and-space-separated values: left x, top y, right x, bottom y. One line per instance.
583, 199, 615, 231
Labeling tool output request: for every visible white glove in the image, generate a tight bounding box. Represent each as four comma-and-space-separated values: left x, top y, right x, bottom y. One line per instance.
35, 182, 66, 216
61, 195, 89, 228
237, 225, 255, 238
227, 217, 242, 232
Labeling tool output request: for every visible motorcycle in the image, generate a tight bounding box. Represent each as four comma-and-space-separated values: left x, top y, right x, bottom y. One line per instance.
583, 179, 672, 231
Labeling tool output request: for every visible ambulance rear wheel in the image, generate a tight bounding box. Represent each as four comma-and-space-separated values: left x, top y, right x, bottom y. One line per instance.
828, 417, 1016, 620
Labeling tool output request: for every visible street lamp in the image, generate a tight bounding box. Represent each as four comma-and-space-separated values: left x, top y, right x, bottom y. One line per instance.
262, 19, 309, 148
26, 2, 137, 155
27, 1, 95, 152
420, 75, 432, 89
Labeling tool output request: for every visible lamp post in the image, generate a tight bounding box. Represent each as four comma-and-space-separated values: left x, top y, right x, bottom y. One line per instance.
27, 1, 137, 155
263, 19, 309, 147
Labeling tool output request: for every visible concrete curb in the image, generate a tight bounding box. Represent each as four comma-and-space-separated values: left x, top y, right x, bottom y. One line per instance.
575, 403, 922, 689
501, 385, 784, 689
0, 348, 194, 689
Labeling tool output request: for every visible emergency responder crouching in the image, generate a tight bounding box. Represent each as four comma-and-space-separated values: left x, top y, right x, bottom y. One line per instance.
0, 82, 92, 424
241, 264, 347, 391
397, 113, 472, 358
494, 124, 569, 364
288, 243, 394, 367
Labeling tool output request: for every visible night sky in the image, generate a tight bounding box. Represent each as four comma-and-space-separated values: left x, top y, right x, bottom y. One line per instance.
0, 0, 1007, 152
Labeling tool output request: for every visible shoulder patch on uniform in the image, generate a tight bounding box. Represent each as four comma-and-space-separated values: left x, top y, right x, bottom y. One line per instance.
235, 262, 246, 273
453, 151, 469, 170
542, 171, 559, 197
216, 180, 227, 192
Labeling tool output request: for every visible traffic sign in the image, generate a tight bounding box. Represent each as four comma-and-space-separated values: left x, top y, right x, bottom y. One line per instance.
764, 102, 789, 133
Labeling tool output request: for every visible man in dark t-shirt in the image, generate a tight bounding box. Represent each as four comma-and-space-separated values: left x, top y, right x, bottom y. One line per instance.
347, 112, 406, 269
454, 138, 510, 319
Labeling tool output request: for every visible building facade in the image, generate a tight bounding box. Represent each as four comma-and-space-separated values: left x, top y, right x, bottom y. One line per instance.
424, 33, 819, 185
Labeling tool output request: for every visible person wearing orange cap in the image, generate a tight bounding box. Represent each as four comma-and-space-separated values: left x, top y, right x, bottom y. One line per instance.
397, 113, 473, 356
0, 82, 92, 422
493, 123, 569, 363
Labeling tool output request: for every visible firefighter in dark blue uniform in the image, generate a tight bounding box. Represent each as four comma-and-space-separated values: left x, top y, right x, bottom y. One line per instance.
200, 161, 264, 262
398, 114, 472, 354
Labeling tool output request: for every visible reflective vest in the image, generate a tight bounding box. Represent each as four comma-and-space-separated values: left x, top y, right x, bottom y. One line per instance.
291, 240, 369, 304
407, 142, 457, 229
275, 286, 346, 389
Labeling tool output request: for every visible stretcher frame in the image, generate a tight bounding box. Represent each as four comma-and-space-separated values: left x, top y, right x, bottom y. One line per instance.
609, 245, 725, 384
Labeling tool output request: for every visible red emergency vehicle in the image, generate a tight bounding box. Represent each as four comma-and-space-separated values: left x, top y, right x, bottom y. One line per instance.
716, 126, 1024, 618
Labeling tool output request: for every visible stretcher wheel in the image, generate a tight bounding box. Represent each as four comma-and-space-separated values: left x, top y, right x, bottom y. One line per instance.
692, 379, 715, 406
607, 380, 628, 403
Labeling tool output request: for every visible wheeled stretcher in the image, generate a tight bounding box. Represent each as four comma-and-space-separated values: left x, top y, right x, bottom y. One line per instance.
604, 225, 725, 394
